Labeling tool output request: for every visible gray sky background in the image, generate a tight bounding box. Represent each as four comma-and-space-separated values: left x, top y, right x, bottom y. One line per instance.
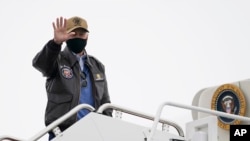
1, 0, 250, 140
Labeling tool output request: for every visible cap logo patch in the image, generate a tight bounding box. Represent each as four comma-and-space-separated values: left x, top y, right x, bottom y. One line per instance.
73, 17, 82, 26
61, 66, 73, 79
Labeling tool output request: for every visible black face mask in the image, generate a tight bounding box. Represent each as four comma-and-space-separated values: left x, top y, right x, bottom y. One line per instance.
66, 38, 87, 53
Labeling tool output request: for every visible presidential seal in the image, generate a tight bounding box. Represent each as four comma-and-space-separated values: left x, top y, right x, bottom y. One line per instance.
211, 83, 246, 130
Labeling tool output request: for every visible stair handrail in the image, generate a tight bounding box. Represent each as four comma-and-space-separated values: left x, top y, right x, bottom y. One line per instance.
97, 103, 184, 137
147, 101, 250, 141
27, 104, 95, 141
0, 135, 24, 141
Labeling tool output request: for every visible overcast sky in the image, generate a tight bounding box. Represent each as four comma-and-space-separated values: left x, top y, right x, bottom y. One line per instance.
1, 0, 250, 140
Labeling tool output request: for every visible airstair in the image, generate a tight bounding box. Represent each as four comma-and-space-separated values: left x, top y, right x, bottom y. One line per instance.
1, 102, 250, 141
1, 79, 250, 141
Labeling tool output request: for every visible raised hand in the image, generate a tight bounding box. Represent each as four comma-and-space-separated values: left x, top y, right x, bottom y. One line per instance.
52, 17, 75, 44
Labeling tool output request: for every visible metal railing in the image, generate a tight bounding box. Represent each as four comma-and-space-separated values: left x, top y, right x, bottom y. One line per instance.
146, 101, 250, 141
97, 103, 185, 137
0, 136, 24, 141
0, 104, 95, 141
2, 101, 250, 141
27, 104, 95, 141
